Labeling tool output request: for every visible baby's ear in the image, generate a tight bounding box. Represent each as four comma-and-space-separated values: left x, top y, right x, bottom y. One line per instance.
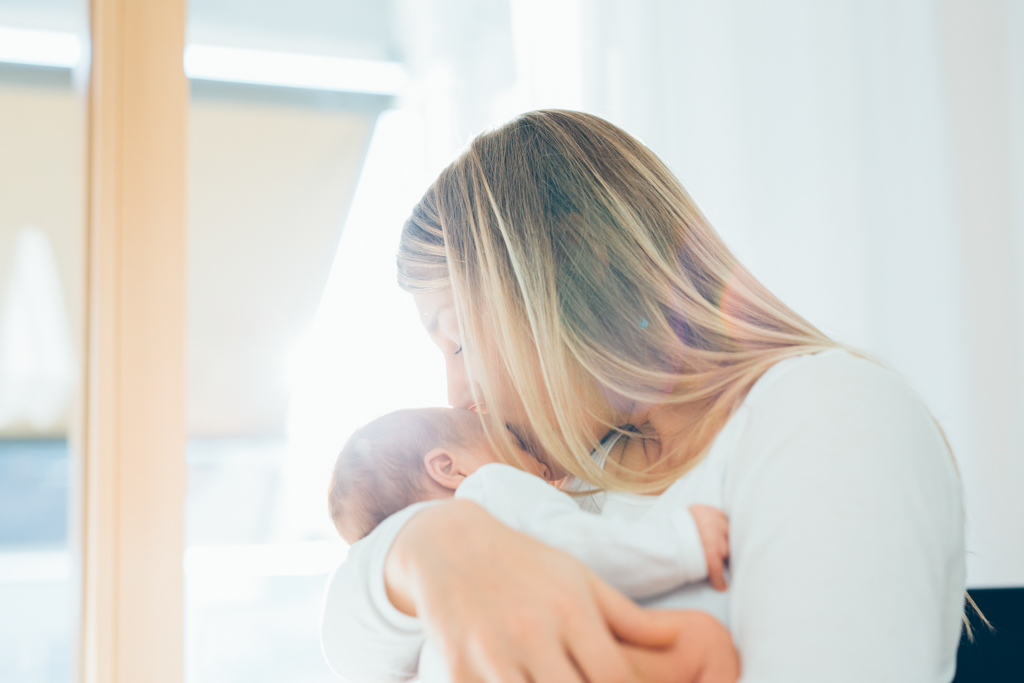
423, 448, 462, 490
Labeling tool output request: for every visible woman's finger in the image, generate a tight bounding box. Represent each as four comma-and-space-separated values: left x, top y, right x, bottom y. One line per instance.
521, 643, 588, 683
589, 574, 679, 648
458, 636, 529, 683
692, 618, 741, 683
563, 610, 633, 683
478, 661, 532, 683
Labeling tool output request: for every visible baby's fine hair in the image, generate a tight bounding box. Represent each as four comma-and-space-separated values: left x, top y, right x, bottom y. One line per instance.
328, 408, 472, 543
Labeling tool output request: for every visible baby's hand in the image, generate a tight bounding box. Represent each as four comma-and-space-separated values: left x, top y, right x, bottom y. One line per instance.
689, 504, 729, 591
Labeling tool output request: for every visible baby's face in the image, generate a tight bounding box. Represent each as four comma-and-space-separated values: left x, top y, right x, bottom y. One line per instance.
451, 411, 553, 481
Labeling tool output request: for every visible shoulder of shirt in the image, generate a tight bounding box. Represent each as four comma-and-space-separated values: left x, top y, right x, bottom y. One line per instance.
743, 348, 917, 413
457, 463, 579, 532
456, 463, 559, 504
731, 348, 948, 462
464, 462, 537, 483
721, 349, 958, 502
458, 462, 542, 494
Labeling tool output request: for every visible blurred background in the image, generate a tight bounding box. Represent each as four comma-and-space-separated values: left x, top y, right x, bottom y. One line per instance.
1, 0, 1022, 681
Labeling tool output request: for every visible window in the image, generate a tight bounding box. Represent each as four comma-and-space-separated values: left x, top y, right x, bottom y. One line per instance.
0, 3, 87, 682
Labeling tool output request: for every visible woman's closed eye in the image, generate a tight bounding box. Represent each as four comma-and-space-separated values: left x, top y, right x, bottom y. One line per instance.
454, 345, 463, 355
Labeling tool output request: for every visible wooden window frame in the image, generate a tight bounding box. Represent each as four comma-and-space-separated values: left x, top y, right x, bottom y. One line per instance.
81, 1, 188, 681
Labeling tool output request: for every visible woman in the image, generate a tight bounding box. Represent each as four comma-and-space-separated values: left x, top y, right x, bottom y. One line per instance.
321, 110, 966, 682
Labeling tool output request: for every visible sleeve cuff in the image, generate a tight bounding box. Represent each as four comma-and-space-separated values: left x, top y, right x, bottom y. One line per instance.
672, 508, 709, 583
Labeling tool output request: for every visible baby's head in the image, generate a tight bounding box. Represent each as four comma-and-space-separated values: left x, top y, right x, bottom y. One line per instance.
328, 407, 549, 543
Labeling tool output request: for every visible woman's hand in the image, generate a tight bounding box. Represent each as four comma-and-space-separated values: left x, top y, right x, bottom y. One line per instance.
622, 611, 740, 683
385, 499, 684, 683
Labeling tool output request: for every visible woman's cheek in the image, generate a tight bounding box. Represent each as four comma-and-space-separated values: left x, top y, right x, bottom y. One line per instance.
445, 353, 474, 409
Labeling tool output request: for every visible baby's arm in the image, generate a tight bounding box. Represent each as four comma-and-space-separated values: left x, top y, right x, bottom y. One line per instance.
455, 464, 728, 600
321, 501, 439, 682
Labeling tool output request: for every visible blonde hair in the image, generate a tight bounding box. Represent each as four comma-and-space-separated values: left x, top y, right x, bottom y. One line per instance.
400, 110, 840, 493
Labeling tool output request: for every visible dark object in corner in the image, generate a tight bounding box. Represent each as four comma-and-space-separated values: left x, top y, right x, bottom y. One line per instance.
953, 587, 1024, 683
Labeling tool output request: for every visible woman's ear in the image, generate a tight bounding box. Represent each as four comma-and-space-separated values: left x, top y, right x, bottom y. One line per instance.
423, 447, 464, 491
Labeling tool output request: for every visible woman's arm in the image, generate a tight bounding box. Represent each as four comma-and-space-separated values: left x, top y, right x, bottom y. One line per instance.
726, 352, 966, 682
385, 499, 691, 683
320, 487, 728, 683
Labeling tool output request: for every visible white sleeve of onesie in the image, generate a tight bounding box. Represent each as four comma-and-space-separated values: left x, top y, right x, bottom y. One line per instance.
319, 501, 438, 682
456, 464, 707, 600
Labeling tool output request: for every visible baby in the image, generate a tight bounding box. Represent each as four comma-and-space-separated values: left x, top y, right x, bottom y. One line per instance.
329, 406, 729, 599
327, 406, 736, 683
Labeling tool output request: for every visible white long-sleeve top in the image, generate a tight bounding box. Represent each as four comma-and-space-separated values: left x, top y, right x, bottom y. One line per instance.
321, 350, 967, 683
457, 461, 711, 598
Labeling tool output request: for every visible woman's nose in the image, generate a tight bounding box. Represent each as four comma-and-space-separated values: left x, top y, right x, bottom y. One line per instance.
445, 355, 475, 409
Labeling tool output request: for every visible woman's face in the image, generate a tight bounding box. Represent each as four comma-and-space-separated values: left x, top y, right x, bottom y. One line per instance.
410, 287, 552, 467
411, 288, 474, 409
